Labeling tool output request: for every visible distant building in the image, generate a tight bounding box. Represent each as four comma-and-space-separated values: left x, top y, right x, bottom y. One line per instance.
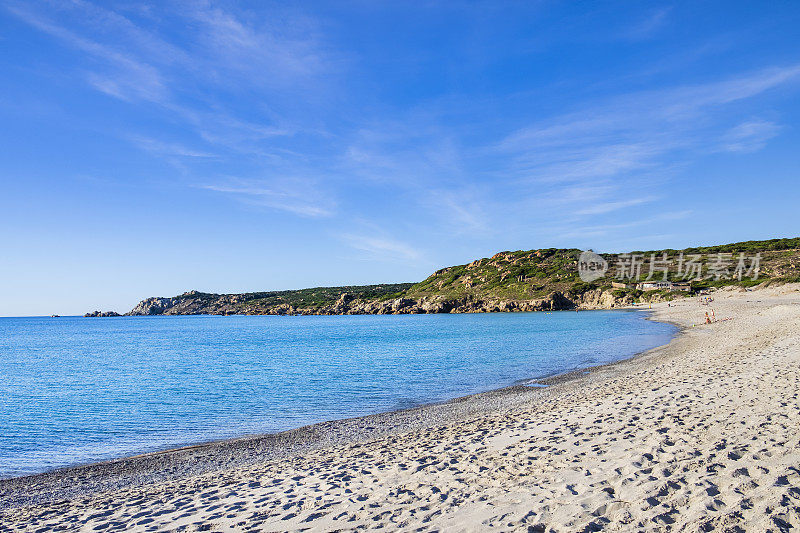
637, 281, 673, 291
611, 281, 634, 289
636, 281, 692, 292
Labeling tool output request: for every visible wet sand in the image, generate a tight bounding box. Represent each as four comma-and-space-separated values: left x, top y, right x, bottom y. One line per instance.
2, 284, 799, 531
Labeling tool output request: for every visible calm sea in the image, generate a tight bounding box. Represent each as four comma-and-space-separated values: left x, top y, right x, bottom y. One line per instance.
0, 310, 675, 478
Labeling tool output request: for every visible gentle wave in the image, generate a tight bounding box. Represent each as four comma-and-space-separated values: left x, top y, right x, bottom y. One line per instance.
0, 310, 676, 478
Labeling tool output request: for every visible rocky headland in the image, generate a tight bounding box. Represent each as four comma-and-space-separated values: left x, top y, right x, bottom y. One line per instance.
92, 238, 800, 317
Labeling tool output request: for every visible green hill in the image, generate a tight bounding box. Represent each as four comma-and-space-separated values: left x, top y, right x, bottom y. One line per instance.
107, 238, 800, 317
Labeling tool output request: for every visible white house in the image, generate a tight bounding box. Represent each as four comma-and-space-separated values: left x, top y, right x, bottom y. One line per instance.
636, 281, 692, 292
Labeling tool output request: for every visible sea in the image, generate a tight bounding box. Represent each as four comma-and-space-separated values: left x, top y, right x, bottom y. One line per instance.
0, 310, 676, 478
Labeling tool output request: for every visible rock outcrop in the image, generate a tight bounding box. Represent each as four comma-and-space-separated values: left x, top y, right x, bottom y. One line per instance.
121, 290, 594, 317
84, 311, 121, 317
115, 285, 703, 317
90, 239, 800, 318
127, 291, 211, 316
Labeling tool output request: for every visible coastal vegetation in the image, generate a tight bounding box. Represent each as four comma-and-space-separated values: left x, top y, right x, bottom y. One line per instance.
104, 238, 800, 317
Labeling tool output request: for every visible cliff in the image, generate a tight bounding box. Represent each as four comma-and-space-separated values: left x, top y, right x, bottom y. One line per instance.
106, 238, 800, 317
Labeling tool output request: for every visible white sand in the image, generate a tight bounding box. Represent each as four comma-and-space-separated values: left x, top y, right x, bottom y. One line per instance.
3, 285, 800, 532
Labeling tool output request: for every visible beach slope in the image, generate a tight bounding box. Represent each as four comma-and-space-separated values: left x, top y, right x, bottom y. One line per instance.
2, 285, 800, 531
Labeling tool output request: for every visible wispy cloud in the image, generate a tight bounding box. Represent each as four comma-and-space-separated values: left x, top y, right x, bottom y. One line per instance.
488, 65, 800, 224
2, 0, 345, 228
498, 65, 800, 163
624, 7, 671, 40
129, 136, 217, 158
4, 0, 329, 155
321, 64, 779, 251
4, 2, 168, 103
341, 234, 422, 262
338, 125, 495, 234
320, 64, 800, 251
574, 196, 658, 216
508, 143, 664, 184
184, 3, 330, 85
557, 210, 694, 241
421, 188, 490, 234
6, 1, 800, 255
720, 120, 781, 153
200, 178, 335, 218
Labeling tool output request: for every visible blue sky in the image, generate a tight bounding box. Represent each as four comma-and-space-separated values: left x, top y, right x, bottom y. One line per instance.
1, 1, 799, 316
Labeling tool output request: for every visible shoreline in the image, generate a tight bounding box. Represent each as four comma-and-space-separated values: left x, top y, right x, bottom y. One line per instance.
0, 308, 676, 511
5, 284, 799, 531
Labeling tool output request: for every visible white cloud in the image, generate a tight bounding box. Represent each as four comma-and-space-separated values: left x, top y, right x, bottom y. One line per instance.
184, 3, 328, 83
557, 210, 694, 240
574, 196, 658, 216
7, 2, 800, 255
422, 189, 489, 233
200, 178, 334, 218
327, 65, 799, 249
447, 67, 795, 244
128, 136, 217, 158
4, 0, 328, 151
4, 2, 168, 103
624, 8, 671, 40
511, 143, 664, 184
488, 65, 800, 226
720, 120, 781, 153
341, 234, 422, 262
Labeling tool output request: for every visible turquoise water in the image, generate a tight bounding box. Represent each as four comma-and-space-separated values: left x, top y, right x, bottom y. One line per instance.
0, 311, 675, 478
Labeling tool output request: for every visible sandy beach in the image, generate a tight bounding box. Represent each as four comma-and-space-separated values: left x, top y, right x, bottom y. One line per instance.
2, 285, 799, 532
